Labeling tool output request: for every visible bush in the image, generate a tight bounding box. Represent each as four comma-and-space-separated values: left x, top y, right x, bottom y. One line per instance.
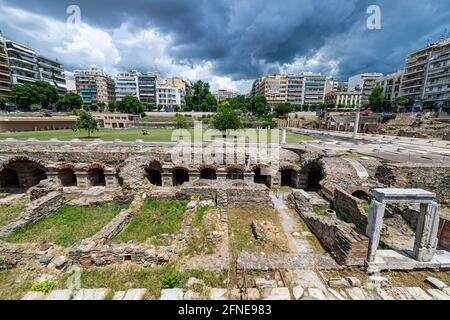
160, 268, 183, 288
32, 278, 56, 293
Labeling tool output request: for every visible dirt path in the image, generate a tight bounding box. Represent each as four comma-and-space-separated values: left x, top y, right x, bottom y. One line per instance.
269, 192, 314, 254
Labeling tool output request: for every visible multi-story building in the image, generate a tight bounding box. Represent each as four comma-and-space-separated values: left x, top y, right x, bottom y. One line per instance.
324, 77, 338, 94
37, 55, 67, 96
250, 78, 260, 97
75, 67, 115, 105
91, 112, 139, 129
348, 73, 383, 103
0, 33, 66, 98
115, 71, 139, 101
137, 72, 160, 105
65, 79, 77, 94
253, 73, 326, 109
213, 89, 238, 103
302, 73, 326, 105
400, 38, 450, 111
375, 70, 404, 109
324, 91, 363, 108
4, 38, 39, 85
0, 35, 12, 99
421, 39, 450, 110
337, 82, 348, 92
156, 84, 182, 110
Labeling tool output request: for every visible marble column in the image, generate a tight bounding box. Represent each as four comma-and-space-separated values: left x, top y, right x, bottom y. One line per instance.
74, 171, 89, 189
366, 199, 386, 262
413, 201, 440, 262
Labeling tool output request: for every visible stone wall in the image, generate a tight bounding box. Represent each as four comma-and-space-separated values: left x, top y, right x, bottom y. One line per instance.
375, 163, 450, 205
89, 196, 145, 245
0, 192, 65, 236
333, 188, 368, 231
69, 242, 172, 268
289, 191, 369, 266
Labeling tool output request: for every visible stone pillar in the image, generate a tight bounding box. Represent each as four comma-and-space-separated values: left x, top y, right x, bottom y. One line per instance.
75, 171, 89, 189
161, 172, 172, 187
104, 168, 118, 188
272, 172, 281, 188
45, 167, 61, 186
366, 199, 386, 262
413, 201, 440, 262
190, 171, 200, 182
244, 172, 254, 183
281, 128, 287, 144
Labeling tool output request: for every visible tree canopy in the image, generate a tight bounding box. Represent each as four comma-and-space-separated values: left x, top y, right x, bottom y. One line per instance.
185, 81, 217, 111
12, 81, 59, 111
72, 111, 99, 137
57, 92, 83, 111
117, 96, 144, 114
368, 86, 385, 112
211, 107, 242, 131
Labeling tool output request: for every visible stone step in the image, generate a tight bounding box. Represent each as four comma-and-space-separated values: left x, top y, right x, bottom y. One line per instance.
160, 288, 184, 300
46, 289, 74, 300
263, 287, 291, 300
302, 288, 328, 300
21, 291, 46, 300
73, 288, 109, 300
404, 287, 433, 300
426, 289, 450, 300
345, 288, 380, 300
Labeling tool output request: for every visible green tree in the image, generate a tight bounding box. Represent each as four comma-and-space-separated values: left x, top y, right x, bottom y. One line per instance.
212, 107, 242, 131
368, 86, 385, 112
185, 81, 217, 111
34, 81, 59, 109
108, 101, 119, 112
174, 114, 189, 129
250, 95, 267, 116
11, 83, 40, 111
57, 92, 83, 111
0, 97, 6, 111
274, 103, 294, 117
72, 111, 99, 137
118, 96, 144, 114
396, 96, 411, 108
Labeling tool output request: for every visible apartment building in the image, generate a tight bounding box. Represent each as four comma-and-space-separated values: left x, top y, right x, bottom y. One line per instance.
75, 67, 115, 105
0, 33, 67, 98
164, 77, 191, 102
250, 78, 260, 97
37, 55, 67, 96
4, 38, 39, 85
324, 77, 338, 94
137, 72, 160, 105
375, 70, 404, 108
115, 71, 139, 101
0, 35, 12, 99
422, 39, 450, 110
303, 73, 326, 105
324, 91, 362, 108
348, 73, 383, 103
213, 89, 238, 103
254, 73, 326, 109
156, 84, 182, 110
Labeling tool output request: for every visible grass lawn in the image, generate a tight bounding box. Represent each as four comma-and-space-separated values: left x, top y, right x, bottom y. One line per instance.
0, 127, 310, 144
0, 269, 40, 300
2, 204, 127, 247
0, 199, 28, 227
115, 200, 188, 243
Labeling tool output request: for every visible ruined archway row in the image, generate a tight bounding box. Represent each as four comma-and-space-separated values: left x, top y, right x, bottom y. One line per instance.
0, 156, 327, 191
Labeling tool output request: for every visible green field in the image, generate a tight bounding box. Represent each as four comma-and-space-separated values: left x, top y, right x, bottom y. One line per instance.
0, 128, 313, 143
115, 200, 188, 243
3, 204, 127, 247
0, 199, 28, 227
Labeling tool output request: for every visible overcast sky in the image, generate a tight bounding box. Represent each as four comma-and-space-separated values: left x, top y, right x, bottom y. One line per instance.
0, 0, 449, 93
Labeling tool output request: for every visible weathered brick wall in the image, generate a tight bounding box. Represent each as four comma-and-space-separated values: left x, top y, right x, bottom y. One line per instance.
0, 192, 65, 236
333, 188, 368, 232
289, 192, 369, 266
375, 163, 450, 205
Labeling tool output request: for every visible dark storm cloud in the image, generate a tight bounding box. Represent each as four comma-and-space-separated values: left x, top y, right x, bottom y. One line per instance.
2, 0, 450, 83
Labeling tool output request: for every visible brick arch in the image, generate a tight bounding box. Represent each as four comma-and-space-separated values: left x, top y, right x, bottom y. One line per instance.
171, 165, 190, 172
198, 164, 217, 171
250, 163, 270, 171
279, 162, 299, 172
118, 156, 165, 193
225, 164, 246, 173
299, 159, 325, 191
0, 155, 47, 172
84, 163, 106, 172
57, 163, 75, 171
347, 186, 372, 200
